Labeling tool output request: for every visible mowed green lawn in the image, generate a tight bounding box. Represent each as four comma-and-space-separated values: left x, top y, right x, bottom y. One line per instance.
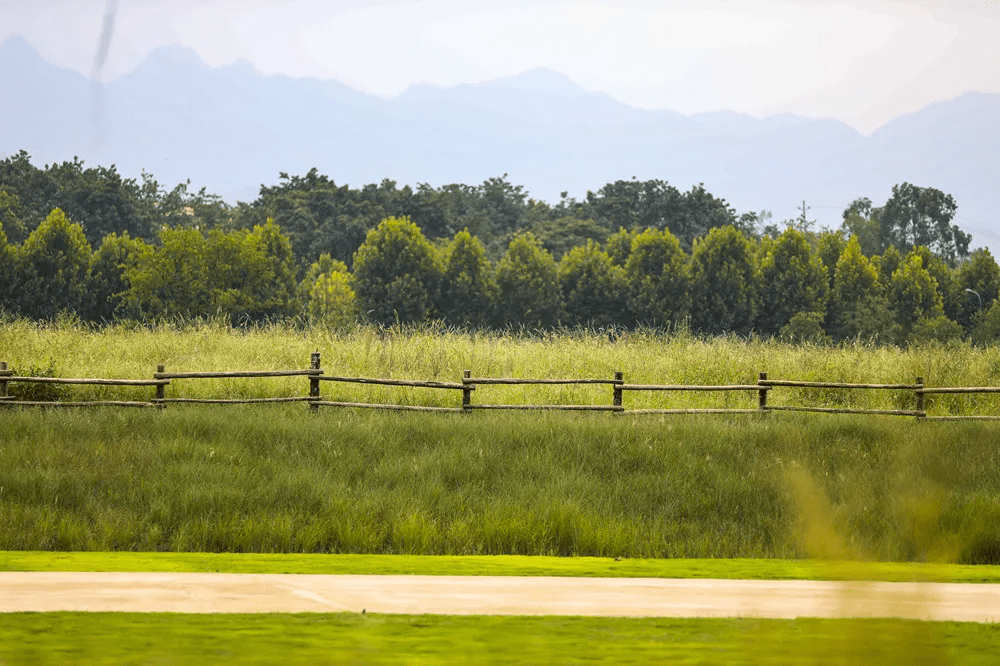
5, 551, 1000, 583
2, 613, 999, 665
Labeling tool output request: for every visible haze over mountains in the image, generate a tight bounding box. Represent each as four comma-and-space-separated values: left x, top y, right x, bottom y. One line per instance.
1, 33, 997, 246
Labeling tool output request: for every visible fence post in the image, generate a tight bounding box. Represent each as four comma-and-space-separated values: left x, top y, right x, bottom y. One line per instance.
155, 365, 166, 409
310, 351, 321, 411
0, 361, 8, 401
758, 372, 768, 412
462, 370, 472, 413
915, 376, 925, 419
613, 371, 623, 411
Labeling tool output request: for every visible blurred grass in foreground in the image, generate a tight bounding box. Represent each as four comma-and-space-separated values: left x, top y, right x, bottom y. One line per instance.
1, 613, 999, 665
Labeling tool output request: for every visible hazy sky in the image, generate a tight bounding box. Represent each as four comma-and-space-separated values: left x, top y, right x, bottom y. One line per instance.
2, 0, 998, 134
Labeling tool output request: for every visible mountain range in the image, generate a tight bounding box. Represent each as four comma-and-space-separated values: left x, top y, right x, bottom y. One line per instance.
1, 33, 998, 247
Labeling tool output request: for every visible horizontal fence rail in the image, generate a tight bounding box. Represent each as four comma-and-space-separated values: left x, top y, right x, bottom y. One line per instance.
1, 377, 168, 386
621, 385, 764, 391
2, 357, 1000, 420
758, 380, 923, 390
318, 376, 467, 390
153, 370, 321, 379
462, 377, 622, 385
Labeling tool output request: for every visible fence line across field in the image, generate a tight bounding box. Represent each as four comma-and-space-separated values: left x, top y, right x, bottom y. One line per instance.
2, 357, 1000, 420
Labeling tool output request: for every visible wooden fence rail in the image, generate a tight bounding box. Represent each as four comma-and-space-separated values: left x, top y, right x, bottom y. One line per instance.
2, 356, 1000, 420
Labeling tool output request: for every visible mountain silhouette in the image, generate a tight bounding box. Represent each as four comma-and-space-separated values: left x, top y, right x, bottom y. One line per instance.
1, 34, 997, 245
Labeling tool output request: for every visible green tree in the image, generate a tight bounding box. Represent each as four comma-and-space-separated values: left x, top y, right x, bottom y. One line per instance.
298, 253, 339, 303
906, 246, 960, 324
559, 240, 627, 327
352, 217, 443, 326
955, 248, 1000, 332
605, 228, 637, 267
439, 230, 498, 327
0, 190, 28, 245
840, 198, 881, 257
828, 236, 885, 341
583, 179, 734, 252
15, 208, 92, 319
757, 228, 829, 336
889, 253, 944, 341
971, 300, 1000, 346
624, 228, 690, 327
125, 227, 211, 318
779, 311, 831, 345
495, 232, 562, 329
126, 222, 300, 322
300, 255, 357, 327
0, 219, 12, 313
86, 232, 152, 322
816, 230, 846, 292
878, 183, 970, 264
236, 219, 299, 321
249, 171, 406, 268
689, 226, 759, 336
872, 245, 903, 290
908, 315, 963, 345
528, 216, 610, 261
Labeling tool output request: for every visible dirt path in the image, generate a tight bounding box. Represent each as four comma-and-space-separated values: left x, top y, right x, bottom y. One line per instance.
2, 573, 998, 621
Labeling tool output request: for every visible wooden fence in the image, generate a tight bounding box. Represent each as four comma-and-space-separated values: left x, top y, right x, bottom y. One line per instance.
1, 357, 1000, 420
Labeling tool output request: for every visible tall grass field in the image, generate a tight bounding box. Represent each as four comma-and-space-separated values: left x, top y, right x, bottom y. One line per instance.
2, 318, 1000, 561
4, 317, 1000, 412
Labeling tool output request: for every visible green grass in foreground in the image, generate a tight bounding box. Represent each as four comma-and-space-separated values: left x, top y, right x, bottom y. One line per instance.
2, 613, 999, 665
3, 408, 1000, 562
4, 552, 1000, 584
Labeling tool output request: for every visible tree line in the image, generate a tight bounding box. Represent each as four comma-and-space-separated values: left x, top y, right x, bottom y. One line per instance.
1, 150, 994, 344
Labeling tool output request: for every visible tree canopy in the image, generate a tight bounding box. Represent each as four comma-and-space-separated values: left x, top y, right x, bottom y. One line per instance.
1, 152, 992, 347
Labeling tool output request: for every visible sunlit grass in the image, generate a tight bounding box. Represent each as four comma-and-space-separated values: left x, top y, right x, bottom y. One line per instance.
3, 318, 1000, 412
2, 613, 999, 666
5, 551, 1000, 583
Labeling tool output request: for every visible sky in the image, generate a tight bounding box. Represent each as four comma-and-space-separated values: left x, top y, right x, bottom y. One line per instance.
1, 0, 998, 134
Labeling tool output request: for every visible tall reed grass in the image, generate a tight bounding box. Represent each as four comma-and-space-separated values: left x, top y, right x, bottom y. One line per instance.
3, 317, 1000, 413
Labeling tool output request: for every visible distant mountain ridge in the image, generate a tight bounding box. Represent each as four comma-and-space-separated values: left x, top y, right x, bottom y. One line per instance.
1, 34, 997, 246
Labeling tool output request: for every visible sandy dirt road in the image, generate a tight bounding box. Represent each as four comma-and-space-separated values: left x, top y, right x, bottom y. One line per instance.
1, 573, 998, 621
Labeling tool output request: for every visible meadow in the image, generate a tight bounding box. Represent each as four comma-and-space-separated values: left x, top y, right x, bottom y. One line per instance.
5, 319, 1000, 664
4, 316, 1000, 413
2, 317, 1000, 561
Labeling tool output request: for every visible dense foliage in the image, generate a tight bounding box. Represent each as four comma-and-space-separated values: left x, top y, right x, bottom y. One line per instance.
1, 151, 993, 344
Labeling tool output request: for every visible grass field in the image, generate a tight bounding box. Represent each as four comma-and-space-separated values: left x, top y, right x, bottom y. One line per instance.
3, 613, 1000, 665
4, 319, 1000, 559
2, 406, 1000, 561
4, 321, 1000, 662
5, 317, 1000, 413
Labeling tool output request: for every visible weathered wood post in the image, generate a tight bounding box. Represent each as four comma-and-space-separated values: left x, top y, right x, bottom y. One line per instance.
155, 365, 166, 409
310, 351, 321, 411
915, 376, 925, 419
462, 370, 472, 413
613, 371, 623, 411
758, 372, 768, 413
0, 361, 9, 402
